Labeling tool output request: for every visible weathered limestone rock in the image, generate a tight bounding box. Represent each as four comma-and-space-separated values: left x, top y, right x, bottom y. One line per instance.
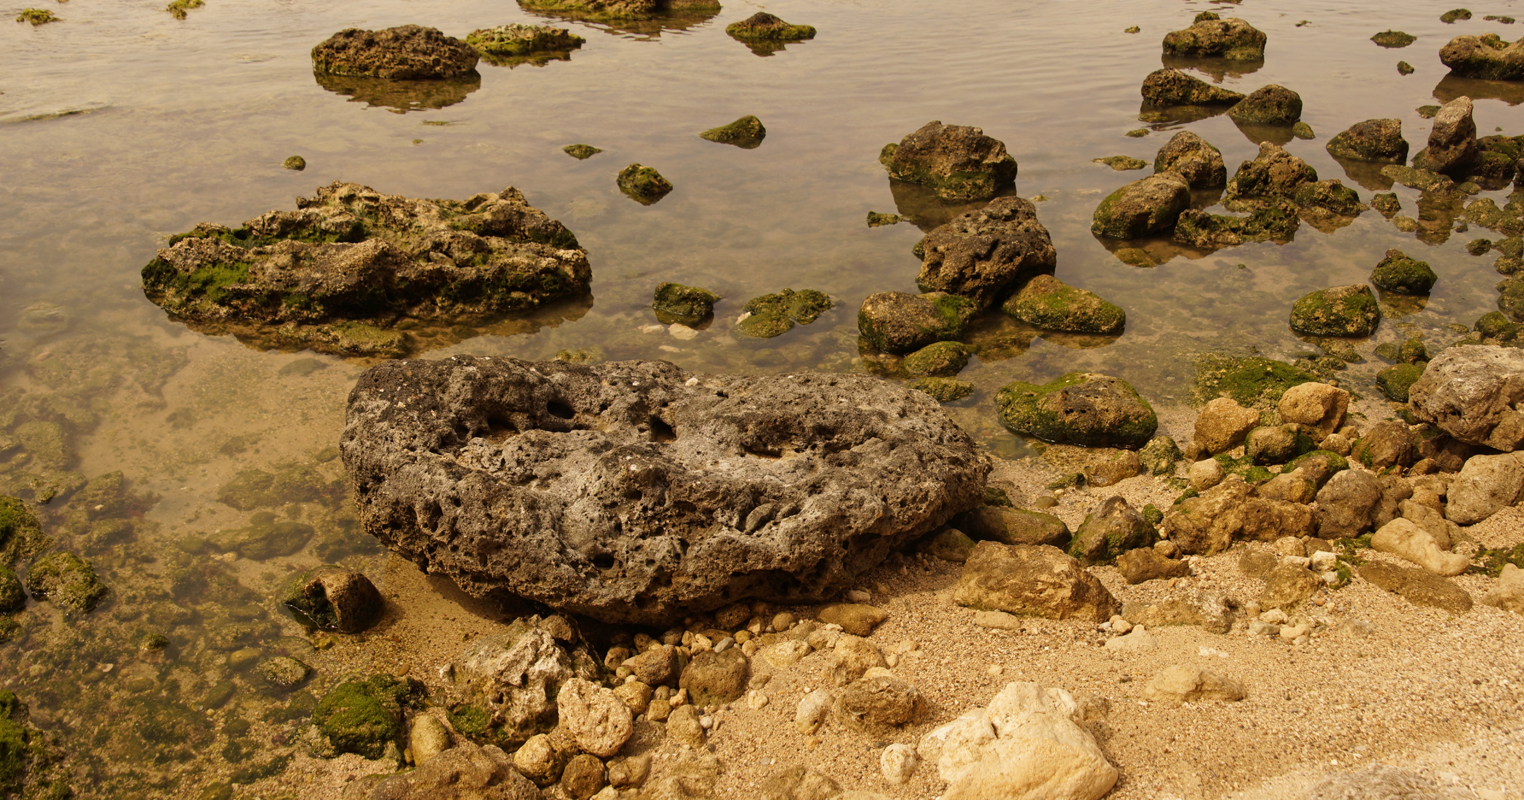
1115, 548, 1190, 584
312, 25, 480, 79
281, 565, 384, 633
1413, 96, 1478, 175
916, 197, 1057, 310
954, 542, 1120, 622
1002, 275, 1125, 335
833, 675, 922, 734
557, 678, 633, 758
1316, 468, 1383, 539
1091, 172, 1191, 239
342, 741, 540, 800
1441, 34, 1524, 80
343, 358, 988, 625
1352, 421, 1415, 469
465, 24, 584, 67
1194, 397, 1261, 454
1278, 382, 1349, 435
1141, 68, 1245, 107
1143, 665, 1246, 704
996, 373, 1157, 448
1372, 518, 1469, 576
1359, 563, 1473, 613
1153, 131, 1227, 189
1260, 563, 1321, 609
1069, 496, 1153, 565
1162, 14, 1267, 60
1484, 563, 1524, 614
1408, 345, 1524, 451
858, 291, 972, 354
881, 121, 1018, 201
1225, 142, 1317, 202
1163, 475, 1252, 555
1326, 119, 1410, 163
954, 506, 1071, 548
446, 615, 600, 746
1446, 452, 1524, 524
1122, 590, 1233, 633
679, 647, 748, 707
817, 604, 888, 636
1290, 285, 1381, 337
1228, 85, 1302, 126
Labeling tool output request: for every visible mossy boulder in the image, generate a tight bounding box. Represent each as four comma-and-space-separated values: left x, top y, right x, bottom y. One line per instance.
1372, 30, 1416, 48
1001, 275, 1125, 335
1226, 142, 1317, 202
16, 8, 57, 24
858, 291, 971, 354
1292, 179, 1367, 219
1377, 363, 1427, 402
1091, 172, 1190, 239
866, 212, 901, 227
1412, 96, 1477, 176
312, 25, 480, 79
283, 155, 307, 171
563, 143, 602, 159
1227, 84, 1302, 126
1441, 33, 1524, 80
1153, 130, 1226, 188
282, 565, 384, 633
1371, 249, 1438, 294
312, 675, 424, 760
996, 373, 1158, 448
617, 164, 673, 204
24, 551, 106, 613
1069, 496, 1154, 566
465, 24, 584, 66
1326, 119, 1409, 163
1193, 354, 1317, 409
1477, 310, 1523, 342
911, 378, 975, 403
738, 288, 831, 338
1139, 436, 1183, 475
0, 568, 22, 614
881, 120, 1018, 201
1290, 285, 1381, 337
1442, 8, 1474, 23
1244, 424, 1315, 465
1500, 277, 1524, 321
902, 342, 971, 377
725, 12, 815, 42
0, 497, 43, 568
167, 0, 204, 19
1171, 199, 1299, 249
652, 283, 719, 325
699, 115, 765, 148
1140, 68, 1245, 107
1162, 15, 1266, 60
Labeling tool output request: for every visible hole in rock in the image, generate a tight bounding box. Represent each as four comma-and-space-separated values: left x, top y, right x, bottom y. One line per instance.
593, 554, 616, 571
546, 400, 575, 420
650, 416, 677, 443
486, 415, 517, 442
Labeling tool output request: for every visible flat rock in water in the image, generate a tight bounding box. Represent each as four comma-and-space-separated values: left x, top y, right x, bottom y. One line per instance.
1326, 119, 1409, 163
1162, 14, 1266, 60
1140, 68, 1245, 107
342, 357, 988, 624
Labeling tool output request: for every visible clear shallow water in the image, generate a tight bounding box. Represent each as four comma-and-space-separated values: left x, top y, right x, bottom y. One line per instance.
1, 0, 1522, 794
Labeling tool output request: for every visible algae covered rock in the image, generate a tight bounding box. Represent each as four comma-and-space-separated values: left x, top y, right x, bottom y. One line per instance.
725, 11, 815, 42
1228, 85, 1302, 126
652, 283, 719, 325
283, 155, 307, 171
1001, 275, 1125, 335
1140, 68, 1245, 107
1326, 119, 1409, 163
16, 8, 57, 24
954, 542, 1120, 621
1442, 8, 1474, 23
1441, 33, 1524, 80
1378, 363, 1426, 402
312, 675, 424, 759
1171, 199, 1299, 249
1162, 14, 1266, 60
912, 378, 975, 403
616, 163, 673, 204
698, 115, 765, 148
1289, 285, 1381, 337
23, 551, 106, 613
1093, 156, 1147, 171
881, 121, 1018, 202
1153, 130, 1226, 188
281, 565, 384, 633
212, 512, 315, 560
996, 373, 1157, 447
1091, 172, 1190, 239
1069, 496, 1153, 565
466, 24, 584, 66
562, 143, 601, 159
1371, 249, 1438, 294
1226, 141, 1317, 202
0, 497, 44, 568
738, 288, 831, 338
312, 26, 480, 79
902, 342, 971, 377
858, 291, 971, 354
446, 615, 600, 746
0, 568, 22, 614
1372, 30, 1416, 48
915, 196, 1056, 310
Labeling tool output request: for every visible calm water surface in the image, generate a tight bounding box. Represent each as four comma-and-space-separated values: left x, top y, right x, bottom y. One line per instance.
1, 0, 1520, 794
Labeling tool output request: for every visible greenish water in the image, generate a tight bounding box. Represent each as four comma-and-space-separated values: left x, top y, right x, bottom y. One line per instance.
1, 0, 1520, 795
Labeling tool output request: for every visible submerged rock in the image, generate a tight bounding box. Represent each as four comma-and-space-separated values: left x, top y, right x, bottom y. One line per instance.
996, 372, 1157, 448
0, 497, 44, 568
1442, 33, 1524, 80
652, 283, 719, 325
739, 288, 831, 338
1001, 275, 1125, 335
312, 675, 425, 760
16, 8, 57, 24
466, 24, 584, 66
1140, 68, 1245, 107
1172, 199, 1298, 249
915, 196, 1056, 310
698, 115, 765, 148
1371, 249, 1438, 294
616, 164, 673, 204
1153, 130, 1226, 188
1371, 30, 1416, 48
1162, 14, 1266, 60
1289, 285, 1381, 337
312, 26, 480, 79
1227, 84, 1302, 126
1326, 119, 1409, 163
346, 741, 539, 799
881, 121, 1018, 201
1091, 172, 1191, 239
281, 565, 384, 633
725, 12, 815, 42
562, 143, 601, 159
903, 341, 971, 378
858, 291, 972, 354
1093, 155, 1147, 171
341, 357, 989, 625
912, 377, 975, 403
23, 551, 105, 614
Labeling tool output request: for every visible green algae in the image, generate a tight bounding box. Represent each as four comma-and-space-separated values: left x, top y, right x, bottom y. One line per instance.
1377, 363, 1425, 402
466, 24, 584, 65
698, 115, 765, 148
902, 341, 971, 377
738, 289, 833, 338
1290, 285, 1381, 337
166, 0, 202, 19
617, 164, 673, 204
866, 211, 901, 227
652, 283, 720, 326
1371, 30, 1416, 47
24, 551, 106, 614
0, 497, 44, 568
1093, 155, 1147, 171
313, 675, 423, 760
995, 372, 1157, 448
1441, 8, 1473, 23
16, 8, 57, 24
282, 156, 305, 171
1193, 354, 1316, 410
563, 143, 602, 159
1371, 251, 1437, 294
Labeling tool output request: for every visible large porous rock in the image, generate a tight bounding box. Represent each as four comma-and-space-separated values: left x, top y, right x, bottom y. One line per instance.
1162, 475, 1253, 555
833, 675, 922, 735
857, 291, 972, 354
141, 182, 589, 355
1194, 397, 1261, 454
1413, 96, 1478, 175
1326, 119, 1410, 164
1068, 496, 1153, 565
1359, 563, 1473, 613
1153, 131, 1227, 189
342, 741, 540, 800
1277, 382, 1349, 435
955, 542, 1119, 622
1446, 452, 1524, 524
312, 25, 480, 79
23, 551, 107, 614
280, 565, 384, 633
1408, 345, 1524, 451
1161, 13, 1266, 60
679, 647, 749, 707
1002, 275, 1124, 335
1228, 85, 1302, 126
995, 373, 1158, 448
1372, 518, 1469, 576
1352, 421, 1415, 469
445, 615, 601, 746
922, 682, 1117, 800
881, 121, 1018, 201
1225, 142, 1317, 202
1090, 172, 1191, 239
556, 678, 633, 758
1441, 34, 1524, 80
1141, 68, 1245, 107
342, 357, 989, 625
915, 197, 1057, 310
1315, 468, 1383, 539
1289, 285, 1381, 337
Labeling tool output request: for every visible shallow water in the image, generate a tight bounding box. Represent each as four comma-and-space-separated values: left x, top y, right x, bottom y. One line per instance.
2, 0, 1522, 794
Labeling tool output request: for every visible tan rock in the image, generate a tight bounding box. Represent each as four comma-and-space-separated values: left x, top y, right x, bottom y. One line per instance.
561, 753, 607, 800
795, 689, 833, 734
954, 542, 1120, 622
1483, 563, 1524, 614
1188, 458, 1225, 490
665, 704, 705, 747
613, 681, 653, 715
881, 743, 919, 785
833, 675, 922, 734
350, 741, 539, 800
1163, 475, 1252, 555
1260, 562, 1322, 609
1446, 452, 1524, 525
762, 638, 812, 669
1278, 382, 1349, 435
1195, 398, 1261, 454
1143, 665, 1246, 704
556, 678, 633, 758
1372, 518, 1469, 576
628, 644, 681, 687
941, 682, 1118, 800
513, 733, 569, 786
817, 603, 889, 636
679, 647, 748, 707
409, 714, 452, 766
758, 765, 839, 800
830, 635, 887, 686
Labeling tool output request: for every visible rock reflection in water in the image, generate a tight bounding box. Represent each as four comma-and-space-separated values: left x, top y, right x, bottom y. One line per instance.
1138, 103, 1232, 126
888, 179, 1013, 233
1333, 156, 1397, 192
964, 314, 1120, 364
520, 7, 719, 40
313, 71, 482, 114
1160, 55, 1264, 83
1232, 119, 1295, 147
1433, 73, 1524, 106
1095, 232, 1209, 268
1378, 290, 1430, 318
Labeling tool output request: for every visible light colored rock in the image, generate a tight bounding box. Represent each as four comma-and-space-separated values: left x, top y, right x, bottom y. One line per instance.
613, 681, 653, 715
1400, 500, 1455, 549
1273, 536, 1306, 557
1447, 453, 1524, 525
1195, 398, 1261, 454
974, 610, 1024, 630
607, 753, 651, 788
941, 682, 1117, 800
954, 542, 1120, 622
831, 635, 887, 686
1188, 458, 1225, 490
758, 765, 839, 800
1310, 550, 1338, 571
1278, 382, 1349, 435
513, 733, 567, 786
556, 678, 634, 758
447, 617, 597, 746
1108, 615, 1132, 634
1165, 476, 1253, 555
920, 709, 996, 783
1408, 345, 1524, 450
795, 689, 833, 734
834, 675, 922, 734
665, 704, 705, 747
1484, 563, 1524, 614
1142, 665, 1246, 704
1316, 469, 1383, 539
1103, 627, 1156, 652
880, 743, 919, 784
1372, 518, 1469, 576
818, 603, 889, 636
1307, 763, 1455, 800
409, 714, 452, 766
762, 639, 812, 669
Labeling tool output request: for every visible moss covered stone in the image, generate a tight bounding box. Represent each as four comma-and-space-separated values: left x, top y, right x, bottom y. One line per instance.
1002, 274, 1125, 334
1371, 249, 1437, 294
1140, 68, 1245, 107
0, 497, 43, 568
1477, 310, 1523, 342
1138, 436, 1182, 475
1290, 284, 1381, 337
881, 121, 1018, 202
698, 115, 765, 148
1162, 15, 1266, 60
1228, 84, 1302, 126
1377, 363, 1426, 402
563, 143, 602, 159
24, 551, 106, 613
0, 568, 21, 614
1171, 199, 1300, 249
1442, 8, 1473, 23
212, 512, 315, 561
282, 155, 307, 171
1501, 277, 1524, 322
0, 692, 28, 787
16, 8, 57, 24
1093, 155, 1147, 171
313, 675, 423, 760
857, 291, 971, 354
1091, 172, 1191, 239
1244, 424, 1316, 466
617, 164, 672, 204
465, 24, 584, 66
902, 341, 971, 377
866, 211, 901, 227
1193, 354, 1316, 409
652, 282, 720, 325
995, 373, 1157, 448
1398, 60, 1415, 75
738, 288, 832, 338
1372, 30, 1416, 47
166, 0, 202, 19
725, 12, 815, 42
910, 378, 974, 403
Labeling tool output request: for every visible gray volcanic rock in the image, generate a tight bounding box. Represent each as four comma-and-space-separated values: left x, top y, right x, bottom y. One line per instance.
342, 357, 989, 625
915, 197, 1057, 310
312, 25, 480, 79
880, 121, 1019, 201
1408, 344, 1524, 450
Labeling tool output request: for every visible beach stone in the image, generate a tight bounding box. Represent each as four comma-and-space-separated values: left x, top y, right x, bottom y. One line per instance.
345, 741, 539, 800
1290, 285, 1381, 337
1245, 424, 1312, 466
1143, 666, 1246, 704
1441, 34, 1524, 80
916, 197, 1057, 310
1080, 449, 1140, 488
902, 342, 970, 378
557, 679, 632, 758
1188, 458, 1225, 491
1139, 436, 1183, 476
629, 644, 681, 687
1115, 548, 1190, 584
1239, 549, 1278, 579
1141, 68, 1245, 107
1260, 563, 1321, 609
1446, 453, 1524, 524
858, 291, 971, 354
1229, 85, 1302, 126
640, 748, 722, 800
665, 704, 705, 748
1326, 119, 1410, 163
996, 373, 1157, 448
1359, 563, 1473, 613
1307, 764, 1453, 800
344, 358, 987, 625
280, 565, 384, 633
313, 674, 424, 760
1090, 172, 1191, 239
1372, 518, 1469, 576
1379, 364, 1426, 403
679, 647, 748, 708
817, 604, 888, 636
612, 681, 652, 716
1413, 96, 1477, 175
1240, 497, 1318, 541
652, 283, 719, 326
1484, 563, 1524, 614
1278, 383, 1349, 435
881, 120, 1018, 201
1315, 469, 1382, 539
1408, 345, 1524, 451
1257, 469, 1318, 504
881, 743, 919, 785
560, 754, 606, 800
1371, 249, 1438, 295
973, 610, 1024, 630
1069, 496, 1153, 566
830, 635, 887, 686
1123, 590, 1234, 633
312, 25, 479, 79
954, 542, 1120, 622
954, 506, 1070, 548
1003, 275, 1125, 335
607, 754, 650, 789
921, 528, 977, 561
1103, 626, 1156, 652
1195, 397, 1261, 454
617, 164, 672, 204
759, 765, 838, 800
1154, 131, 1226, 189
795, 689, 833, 734
446, 616, 598, 746
699, 115, 765, 148
1162, 14, 1266, 60
1352, 421, 1414, 469
761, 639, 811, 670
833, 675, 921, 734
1226, 142, 1318, 202
1165, 475, 1253, 555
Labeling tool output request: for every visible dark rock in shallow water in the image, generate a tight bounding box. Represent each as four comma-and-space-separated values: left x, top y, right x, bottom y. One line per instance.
1153, 130, 1226, 188
1371, 249, 1437, 294
858, 291, 972, 354
617, 164, 673, 203
996, 372, 1157, 448
652, 283, 719, 325
1171, 199, 1299, 249
881, 121, 1018, 202
1289, 285, 1381, 337
314, 72, 482, 113
312, 25, 480, 79
1412, 96, 1478, 175
1226, 142, 1318, 203
24, 551, 106, 613
1227, 84, 1302, 125
1140, 68, 1245, 107
1371, 30, 1416, 48
341, 357, 989, 625
1091, 172, 1191, 239
1326, 119, 1409, 163
281, 565, 384, 633
1442, 34, 1524, 80
466, 24, 584, 67
725, 12, 814, 54
699, 115, 765, 148
738, 288, 831, 338
563, 143, 601, 159
915, 196, 1056, 310
1162, 14, 1266, 60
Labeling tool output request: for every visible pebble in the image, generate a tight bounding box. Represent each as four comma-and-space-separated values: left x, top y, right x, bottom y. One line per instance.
846, 589, 872, 603
1260, 609, 1289, 625
1109, 614, 1133, 635
670, 688, 688, 708
772, 612, 795, 632
1310, 550, 1339, 571
714, 637, 734, 653
1280, 623, 1310, 641
795, 689, 833, 734
880, 743, 919, 784
746, 690, 769, 710
1248, 620, 1279, 637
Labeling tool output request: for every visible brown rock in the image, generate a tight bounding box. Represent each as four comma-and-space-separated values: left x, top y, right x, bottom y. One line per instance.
1260, 563, 1321, 609
1277, 383, 1349, 435
1195, 398, 1262, 454
1359, 562, 1473, 613
679, 647, 749, 708
629, 645, 681, 687
1115, 548, 1190, 584
833, 675, 922, 734
953, 542, 1120, 622
1163, 475, 1253, 555
915, 197, 1057, 311
954, 506, 1071, 548
817, 604, 889, 636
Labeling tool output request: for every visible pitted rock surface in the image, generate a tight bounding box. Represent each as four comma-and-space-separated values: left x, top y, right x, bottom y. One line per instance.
881, 120, 1019, 201
312, 25, 480, 79
342, 357, 989, 624
915, 197, 1057, 310
1408, 345, 1524, 451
